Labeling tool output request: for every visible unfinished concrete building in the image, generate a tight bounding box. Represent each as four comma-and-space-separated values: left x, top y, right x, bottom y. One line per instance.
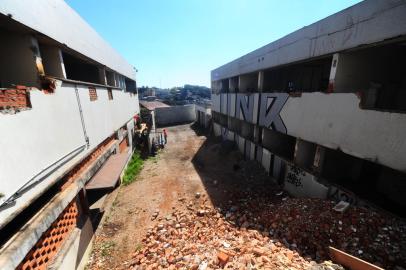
0, 1, 140, 269
211, 0, 406, 217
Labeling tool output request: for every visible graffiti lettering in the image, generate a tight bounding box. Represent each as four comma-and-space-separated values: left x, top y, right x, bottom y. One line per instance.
236, 94, 254, 123
258, 93, 289, 133
285, 166, 305, 187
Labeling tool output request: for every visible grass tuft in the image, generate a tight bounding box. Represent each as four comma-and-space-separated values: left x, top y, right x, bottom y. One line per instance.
122, 151, 144, 185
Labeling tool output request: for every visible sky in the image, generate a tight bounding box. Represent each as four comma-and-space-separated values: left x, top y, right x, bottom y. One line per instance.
66, 0, 362, 88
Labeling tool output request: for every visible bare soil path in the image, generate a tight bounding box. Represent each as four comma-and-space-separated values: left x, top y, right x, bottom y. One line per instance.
88, 124, 210, 269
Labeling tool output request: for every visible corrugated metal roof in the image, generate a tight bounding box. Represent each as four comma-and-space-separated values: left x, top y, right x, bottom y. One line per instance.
140, 101, 170, 111
0, 0, 135, 79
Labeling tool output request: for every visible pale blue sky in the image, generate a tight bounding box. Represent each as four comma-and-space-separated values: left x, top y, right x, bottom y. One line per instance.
66, 0, 362, 88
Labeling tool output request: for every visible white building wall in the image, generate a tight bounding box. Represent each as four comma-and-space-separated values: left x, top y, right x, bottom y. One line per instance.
73, 83, 139, 148
212, 0, 406, 80
213, 123, 221, 136
284, 165, 329, 199
155, 105, 195, 126
212, 94, 221, 112
211, 91, 406, 172
0, 80, 139, 228
281, 93, 406, 172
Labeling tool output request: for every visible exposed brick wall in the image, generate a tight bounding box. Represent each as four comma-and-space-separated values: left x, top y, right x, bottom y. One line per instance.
88, 87, 97, 101
16, 199, 79, 270
0, 87, 31, 114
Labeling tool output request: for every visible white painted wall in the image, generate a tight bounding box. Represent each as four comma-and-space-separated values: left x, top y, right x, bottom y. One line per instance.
220, 94, 228, 114
212, 94, 221, 113
284, 165, 328, 199
0, 80, 139, 228
261, 148, 271, 173
72, 83, 139, 148
237, 135, 245, 155
213, 91, 406, 172
155, 105, 195, 126
195, 105, 212, 128
281, 93, 406, 171
213, 123, 221, 137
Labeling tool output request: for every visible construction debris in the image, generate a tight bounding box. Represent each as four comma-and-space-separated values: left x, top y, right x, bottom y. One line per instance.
129, 200, 314, 269
128, 182, 406, 270
333, 201, 350, 213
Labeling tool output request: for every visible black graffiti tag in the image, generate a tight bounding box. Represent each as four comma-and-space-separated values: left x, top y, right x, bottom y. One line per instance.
285, 166, 304, 187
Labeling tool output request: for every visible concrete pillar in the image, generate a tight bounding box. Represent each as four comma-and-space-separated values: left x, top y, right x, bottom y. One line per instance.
113, 73, 118, 87
327, 53, 339, 93
258, 71, 264, 92
30, 37, 45, 76
98, 67, 107, 85
313, 145, 326, 173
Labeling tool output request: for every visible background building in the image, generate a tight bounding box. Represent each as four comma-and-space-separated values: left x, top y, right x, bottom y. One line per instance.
0, 1, 140, 269
211, 0, 406, 217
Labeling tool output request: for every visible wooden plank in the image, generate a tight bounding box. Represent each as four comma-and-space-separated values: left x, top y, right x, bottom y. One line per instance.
329, 247, 385, 270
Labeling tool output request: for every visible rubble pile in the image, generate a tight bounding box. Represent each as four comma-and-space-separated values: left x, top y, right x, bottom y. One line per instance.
254, 197, 406, 269
129, 187, 406, 270
130, 198, 316, 269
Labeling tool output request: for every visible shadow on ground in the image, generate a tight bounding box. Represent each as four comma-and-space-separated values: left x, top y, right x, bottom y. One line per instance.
188, 124, 405, 269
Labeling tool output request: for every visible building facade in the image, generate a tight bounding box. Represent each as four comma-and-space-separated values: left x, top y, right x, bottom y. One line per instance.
0, 1, 140, 269
211, 0, 406, 216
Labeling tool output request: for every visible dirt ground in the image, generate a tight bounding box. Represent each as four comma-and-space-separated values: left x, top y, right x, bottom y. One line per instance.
87, 124, 405, 270
88, 124, 217, 269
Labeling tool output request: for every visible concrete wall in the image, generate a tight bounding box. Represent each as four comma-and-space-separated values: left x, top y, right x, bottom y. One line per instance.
211, 92, 406, 172
49, 218, 94, 270
281, 93, 406, 172
211, 0, 406, 80
213, 123, 221, 137
0, 80, 139, 228
155, 105, 195, 126
284, 165, 328, 198
0, 0, 135, 79
195, 104, 211, 128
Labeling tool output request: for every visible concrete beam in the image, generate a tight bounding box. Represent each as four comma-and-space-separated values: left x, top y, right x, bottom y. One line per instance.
211, 0, 406, 80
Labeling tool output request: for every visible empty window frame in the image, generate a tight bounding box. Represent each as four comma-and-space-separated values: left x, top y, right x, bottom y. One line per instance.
62, 52, 101, 84
320, 147, 406, 217
89, 87, 97, 101
240, 121, 255, 141
106, 70, 116, 86
262, 128, 296, 161
221, 79, 229, 93
125, 78, 137, 93
227, 116, 241, 133
334, 42, 406, 112
262, 57, 332, 93
107, 88, 113, 100
229, 76, 239, 93
239, 72, 258, 93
